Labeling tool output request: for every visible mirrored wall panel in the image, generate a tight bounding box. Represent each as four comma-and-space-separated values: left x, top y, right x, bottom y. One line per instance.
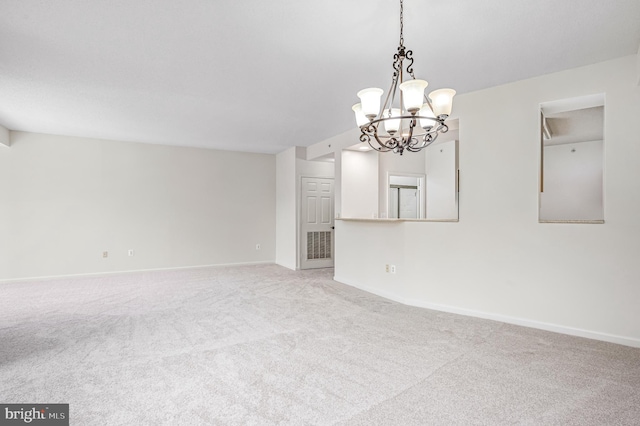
380, 136, 458, 221
340, 120, 459, 221
425, 139, 458, 220
539, 94, 604, 223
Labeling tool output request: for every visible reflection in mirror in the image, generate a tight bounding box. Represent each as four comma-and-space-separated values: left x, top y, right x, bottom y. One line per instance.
388, 174, 425, 218
382, 138, 459, 220
539, 94, 604, 223
425, 139, 459, 220
340, 119, 459, 221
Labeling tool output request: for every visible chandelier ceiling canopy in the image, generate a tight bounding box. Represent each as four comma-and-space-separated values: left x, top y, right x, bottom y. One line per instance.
352, 0, 456, 155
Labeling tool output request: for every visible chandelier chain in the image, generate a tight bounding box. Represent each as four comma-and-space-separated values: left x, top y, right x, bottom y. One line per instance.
399, 0, 404, 46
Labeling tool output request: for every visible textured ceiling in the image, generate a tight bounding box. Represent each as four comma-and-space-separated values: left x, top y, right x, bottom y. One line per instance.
0, 0, 639, 154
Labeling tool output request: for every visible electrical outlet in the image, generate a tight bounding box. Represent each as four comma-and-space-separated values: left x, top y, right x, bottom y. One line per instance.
385, 264, 390, 273
390, 265, 396, 274
128, 249, 134, 257
256, 244, 261, 250
102, 251, 108, 258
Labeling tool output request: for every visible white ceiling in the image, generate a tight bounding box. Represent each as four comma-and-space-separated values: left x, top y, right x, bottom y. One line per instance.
0, 0, 638, 154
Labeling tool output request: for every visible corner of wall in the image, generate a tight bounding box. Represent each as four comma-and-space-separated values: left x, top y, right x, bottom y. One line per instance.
0, 125, 11, 148
305, 128, 361, 160
295, 146, 307, 159
275, 146, 298, 269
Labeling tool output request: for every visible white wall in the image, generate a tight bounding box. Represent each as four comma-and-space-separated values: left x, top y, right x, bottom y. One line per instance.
540, 140, 603, 221
334, 153, 343, 220
340, 150, 378, 218
305, 128, 360, 161
297, 157, 334, 180
426, 140, 458, 220
636, 44, 640, 86
275, 147, 297, 270
334, 55, 640, 347
275, 148, 335, 271
0, 124, 10, 147
0, 132, 276, 280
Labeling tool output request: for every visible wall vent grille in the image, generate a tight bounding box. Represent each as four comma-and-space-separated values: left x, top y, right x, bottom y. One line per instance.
307, 231, 331, 260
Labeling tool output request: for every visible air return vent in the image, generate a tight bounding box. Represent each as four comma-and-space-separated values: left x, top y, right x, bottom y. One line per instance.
307, 231, 331, 260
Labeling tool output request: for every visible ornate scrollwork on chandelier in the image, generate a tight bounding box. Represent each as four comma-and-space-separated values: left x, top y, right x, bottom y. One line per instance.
352, 0, 456, 155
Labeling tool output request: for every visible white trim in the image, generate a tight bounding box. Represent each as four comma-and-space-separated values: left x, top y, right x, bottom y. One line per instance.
0, 261, 274, 284
275, 261, 297, 271
334, 275, 640, 349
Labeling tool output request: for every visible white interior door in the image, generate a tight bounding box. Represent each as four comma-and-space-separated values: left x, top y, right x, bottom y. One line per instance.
300, 177, 334, 269
399, 187, 418, 218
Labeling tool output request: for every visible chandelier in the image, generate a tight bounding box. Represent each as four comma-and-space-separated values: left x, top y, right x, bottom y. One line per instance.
352, 0, 456, 155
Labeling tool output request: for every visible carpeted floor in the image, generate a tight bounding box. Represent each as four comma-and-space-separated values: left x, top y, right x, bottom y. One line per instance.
1, 264, 639, 425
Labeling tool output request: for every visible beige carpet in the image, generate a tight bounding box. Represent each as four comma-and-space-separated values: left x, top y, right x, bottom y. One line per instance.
1, 264, 639, 425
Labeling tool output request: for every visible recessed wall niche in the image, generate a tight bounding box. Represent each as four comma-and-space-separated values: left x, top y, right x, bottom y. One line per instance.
539, 94, 604, 223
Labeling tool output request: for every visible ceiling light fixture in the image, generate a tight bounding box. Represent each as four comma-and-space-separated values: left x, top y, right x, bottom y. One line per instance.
352, 0, 456, 155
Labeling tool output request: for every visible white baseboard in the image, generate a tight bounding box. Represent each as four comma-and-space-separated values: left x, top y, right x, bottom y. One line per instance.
0, 261, 275, 284
334, 275, 640, 349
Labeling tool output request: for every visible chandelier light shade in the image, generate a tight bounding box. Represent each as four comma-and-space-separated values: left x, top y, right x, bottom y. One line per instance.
352, 0, 456, 154
429, 88, 457, 117
419, 103, 436, 129
351, 103, 368, 127
357, 88, 384, 119
399, 79, 428, 113
383, 108, 402, 134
